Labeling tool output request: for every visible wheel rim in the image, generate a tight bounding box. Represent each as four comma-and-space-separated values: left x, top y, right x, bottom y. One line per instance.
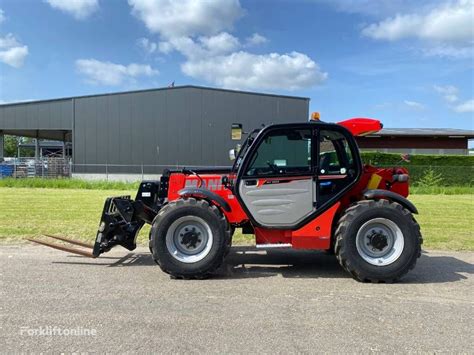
355, 218, 404, 266
165, 216, 213, 263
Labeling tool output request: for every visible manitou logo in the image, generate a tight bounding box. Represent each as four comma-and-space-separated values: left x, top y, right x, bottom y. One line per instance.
185, 178, 223, 191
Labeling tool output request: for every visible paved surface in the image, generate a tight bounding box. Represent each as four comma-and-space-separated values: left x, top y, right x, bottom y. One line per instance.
1, 245, 473, 353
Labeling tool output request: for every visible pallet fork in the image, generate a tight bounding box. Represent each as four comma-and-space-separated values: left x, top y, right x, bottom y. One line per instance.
28, 186, 160, 257
27, 235, 95, 258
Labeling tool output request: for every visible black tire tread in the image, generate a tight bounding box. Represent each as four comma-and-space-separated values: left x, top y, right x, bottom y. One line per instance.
149, 198, 231, 279
335, 199, 423, 283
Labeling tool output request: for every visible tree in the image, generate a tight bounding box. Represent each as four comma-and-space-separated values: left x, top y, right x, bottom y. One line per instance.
3, 135, 18, 157
2, 135, 36, 157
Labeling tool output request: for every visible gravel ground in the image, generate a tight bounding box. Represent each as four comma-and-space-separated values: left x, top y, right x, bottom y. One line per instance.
1, 245, 473, 353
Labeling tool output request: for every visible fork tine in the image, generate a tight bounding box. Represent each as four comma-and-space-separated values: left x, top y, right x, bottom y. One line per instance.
42, 234, 94, 249
27, 238, 96, 258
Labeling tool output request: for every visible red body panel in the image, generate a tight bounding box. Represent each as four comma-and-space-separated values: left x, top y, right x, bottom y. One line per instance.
167, 173, 248, 223
166, 164, 410, 250
164, 114, 406, 250
250, 211, 338, 249
337, 118, 383, 136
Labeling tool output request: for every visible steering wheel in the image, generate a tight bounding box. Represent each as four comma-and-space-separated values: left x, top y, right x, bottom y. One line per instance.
266, 161, 279, 173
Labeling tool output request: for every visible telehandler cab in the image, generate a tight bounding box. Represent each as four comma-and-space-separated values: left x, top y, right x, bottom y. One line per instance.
30, 115, 422, 282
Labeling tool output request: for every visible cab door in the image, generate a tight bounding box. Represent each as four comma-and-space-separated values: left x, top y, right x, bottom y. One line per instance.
316, 129, 360, 208
237, 127, 316, 227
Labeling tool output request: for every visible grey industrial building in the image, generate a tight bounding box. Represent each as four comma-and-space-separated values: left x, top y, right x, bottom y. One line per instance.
0, 86, 309, 177
1, 85, 472, 179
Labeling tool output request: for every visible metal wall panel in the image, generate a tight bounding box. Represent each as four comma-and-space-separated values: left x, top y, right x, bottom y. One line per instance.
1, 87, 309, 173
72, 87, 308, 173
0, 99, 72, 130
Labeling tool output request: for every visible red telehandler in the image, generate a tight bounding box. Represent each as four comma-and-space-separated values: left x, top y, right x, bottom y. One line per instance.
30, 115, 422, 282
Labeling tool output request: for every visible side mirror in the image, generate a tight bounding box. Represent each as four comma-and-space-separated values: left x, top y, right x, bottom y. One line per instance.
231, 123, 243, 140
229, 144, 241, 161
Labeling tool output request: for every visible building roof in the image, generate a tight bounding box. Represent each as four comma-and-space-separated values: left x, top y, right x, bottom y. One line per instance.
18, 140, 72, 148
368, 128, 474, 138
0, 85, 310, 107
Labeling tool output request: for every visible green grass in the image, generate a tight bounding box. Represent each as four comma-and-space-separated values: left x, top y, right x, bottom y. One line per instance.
410, 185, 474, 195
0, 178, 139, 190
409, 194, 473, 251
0, 187, 472, 250
1, 178, 473, 195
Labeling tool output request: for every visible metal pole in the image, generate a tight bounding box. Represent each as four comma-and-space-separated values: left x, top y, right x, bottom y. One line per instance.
105, 163, 108, 181
0, 131, 4, 162
35, 137, 40, 159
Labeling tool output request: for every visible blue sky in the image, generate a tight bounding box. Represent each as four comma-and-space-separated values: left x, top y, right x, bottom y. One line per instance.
0, 0, 473, 130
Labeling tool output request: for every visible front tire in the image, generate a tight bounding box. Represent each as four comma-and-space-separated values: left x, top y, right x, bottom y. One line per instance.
150, 198, 230, 279
335, 199, 422, 283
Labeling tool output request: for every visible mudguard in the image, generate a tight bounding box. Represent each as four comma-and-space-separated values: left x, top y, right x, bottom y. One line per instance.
363, 189, 418, 214
178, 187, 232, 212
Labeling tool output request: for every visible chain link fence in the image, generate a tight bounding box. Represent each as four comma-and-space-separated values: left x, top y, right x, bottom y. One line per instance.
0, 158, 230, 180
0, 158, 72, 179
1, 158, 472, 186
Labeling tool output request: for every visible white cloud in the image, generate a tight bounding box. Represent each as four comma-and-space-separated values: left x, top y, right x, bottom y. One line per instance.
0, 34, 20, 48
199, 32, 240, 54
434, 85, 473, 113
159, 33, 240, 57
75, 59, 158, 86
422, 45, 474, 59
182, 51, 327, 91
362, 0, 474, 43
0, 34, 29, 68
434, 85, 459, 103
0, 46, 28, 68
404, 100, 426, 110
0, 8, 5, 24
158, 41, 174, 54
245, 33, 268, 46
317, 0, 432, 17
137, 37, 158, 54
453, 99, 474, 113
162, 36, 326, 90
129, 0, 325, 91
128, 0, 243, 38
45, 0, 99, 20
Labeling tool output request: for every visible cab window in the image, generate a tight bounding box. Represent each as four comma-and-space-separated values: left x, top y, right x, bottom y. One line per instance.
245, 128, 312, 177
318, 130, 355, 176
318, 130, 357, 206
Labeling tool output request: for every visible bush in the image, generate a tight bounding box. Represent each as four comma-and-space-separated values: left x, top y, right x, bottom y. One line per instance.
361, 152, 474, 186
417, 168, 444, 187
361, 152, 474, 167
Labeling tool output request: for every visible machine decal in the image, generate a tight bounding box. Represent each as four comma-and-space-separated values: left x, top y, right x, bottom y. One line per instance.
367, 173, 383, 189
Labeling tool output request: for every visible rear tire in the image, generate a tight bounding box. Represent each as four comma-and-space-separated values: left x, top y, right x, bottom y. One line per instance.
149, 198, 230, 279
335, 199, 422, 283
